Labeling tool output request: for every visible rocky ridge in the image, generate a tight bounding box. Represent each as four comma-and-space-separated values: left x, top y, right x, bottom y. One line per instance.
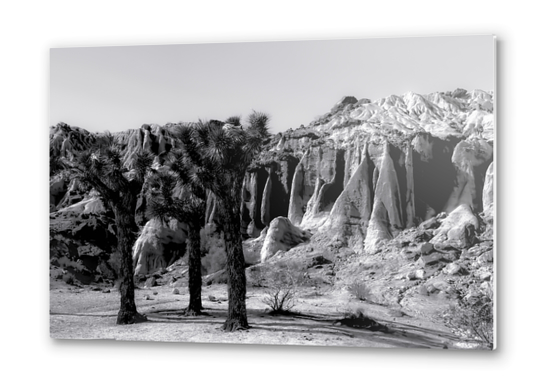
49, 89, 495, 327
241, 89, 493, 256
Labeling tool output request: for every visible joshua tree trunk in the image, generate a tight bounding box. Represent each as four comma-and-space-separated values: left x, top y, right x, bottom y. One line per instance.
220, 196, 248, 331
186, 223, 203, 315
113, 203, 146, 324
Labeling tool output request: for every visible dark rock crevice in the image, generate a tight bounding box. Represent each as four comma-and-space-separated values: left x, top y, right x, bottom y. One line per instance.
412, 135, 459, 219
319, 149, 346, 212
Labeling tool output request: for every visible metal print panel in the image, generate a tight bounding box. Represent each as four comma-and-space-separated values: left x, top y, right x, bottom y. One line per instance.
49, 35, 495, 349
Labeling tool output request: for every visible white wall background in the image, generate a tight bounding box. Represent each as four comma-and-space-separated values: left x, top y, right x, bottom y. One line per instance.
1, 1, 540, 382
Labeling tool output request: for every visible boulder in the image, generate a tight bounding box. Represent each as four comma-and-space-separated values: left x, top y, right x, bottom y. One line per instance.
260, 217, 311, 262
475, 266, 493, 281
431, 204, 479, 248
443, 262, 464, 275
420, 242, 434, 255
407, 269, 425, 280
425, 283, 438, 294
133, 218, 188, 276
432, 279, 449, 292
418, 253, 442, 267
307, 254, 333, 268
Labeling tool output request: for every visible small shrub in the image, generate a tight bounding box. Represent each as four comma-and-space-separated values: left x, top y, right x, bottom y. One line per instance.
443, 285, 494, 349
348, 281, 371, 301
260, 260, 307, 313
261, 285, 297, 313
338, 308, 388, 332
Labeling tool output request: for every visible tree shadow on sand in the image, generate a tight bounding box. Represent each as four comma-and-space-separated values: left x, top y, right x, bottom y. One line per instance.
142, 307, 458, 349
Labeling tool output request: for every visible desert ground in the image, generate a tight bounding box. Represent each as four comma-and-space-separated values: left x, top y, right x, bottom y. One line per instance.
50, 277, 471, 349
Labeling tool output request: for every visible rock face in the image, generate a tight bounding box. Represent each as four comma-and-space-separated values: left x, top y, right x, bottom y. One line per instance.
322, 143, 373, 251
431, 204, 479, 248
483, 162, 494, 215
50, 88, 495, 276
260, 217, 311, 262
132, 218, 188, 276
364, 142, 405, 254
443, 138, 493, 213
50, 193, 118, 284
244, 89, 494, 255
242, 154, 299, 237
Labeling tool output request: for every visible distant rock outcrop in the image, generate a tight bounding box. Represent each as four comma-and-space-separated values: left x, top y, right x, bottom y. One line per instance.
243, 89, 494, 255
50, 88, 495, 279
260, 217, 311, 262
443, 138, 493, 213
132, 218, 188, 276
431, 204, 479, 249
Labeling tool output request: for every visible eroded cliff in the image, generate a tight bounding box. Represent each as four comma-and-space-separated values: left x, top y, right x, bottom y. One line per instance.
50, 88, 494, 277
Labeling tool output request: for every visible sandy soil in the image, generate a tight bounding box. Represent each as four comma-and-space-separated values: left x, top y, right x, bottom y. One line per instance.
50, 280, 466, 349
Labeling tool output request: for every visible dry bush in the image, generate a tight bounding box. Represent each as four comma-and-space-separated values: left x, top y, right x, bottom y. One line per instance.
260, 260, 307, 313
261, 285, 297, 313
338, 308, 388, 332
443, 285, 494, 349
348, 281, 371, 301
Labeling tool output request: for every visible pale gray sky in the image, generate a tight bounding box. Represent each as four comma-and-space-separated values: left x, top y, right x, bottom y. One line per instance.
50, 35, 494, 134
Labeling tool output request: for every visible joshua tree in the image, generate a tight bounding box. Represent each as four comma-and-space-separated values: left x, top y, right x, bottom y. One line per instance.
58, 134, 153, 324
175, 112, 270, 331
145, 162, 206, 315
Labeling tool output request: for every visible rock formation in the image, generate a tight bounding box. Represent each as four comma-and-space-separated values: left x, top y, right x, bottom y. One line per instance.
260, 217, 311, 262
50, 88, 495, 278
364, 142, 405, 254
322, 142, 373, 252
483, 162, 494, 215
430, 204, 479, 249
243, 89, 493, 257
132, 218, 188, 276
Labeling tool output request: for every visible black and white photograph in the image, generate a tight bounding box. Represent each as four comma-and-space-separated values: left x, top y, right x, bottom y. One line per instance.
49, 35, 495, 349
7, 0, 542, 382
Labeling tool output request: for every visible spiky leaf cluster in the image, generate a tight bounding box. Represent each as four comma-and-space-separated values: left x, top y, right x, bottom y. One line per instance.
172, 112, 270, 202
145, 169, 205, 225
58, 134, 153, 207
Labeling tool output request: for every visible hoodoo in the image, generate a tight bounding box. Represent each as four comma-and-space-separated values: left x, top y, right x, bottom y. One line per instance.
50, 88, 495, 286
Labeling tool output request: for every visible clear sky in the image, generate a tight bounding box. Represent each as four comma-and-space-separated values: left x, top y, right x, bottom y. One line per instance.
50, 35, 494, 134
